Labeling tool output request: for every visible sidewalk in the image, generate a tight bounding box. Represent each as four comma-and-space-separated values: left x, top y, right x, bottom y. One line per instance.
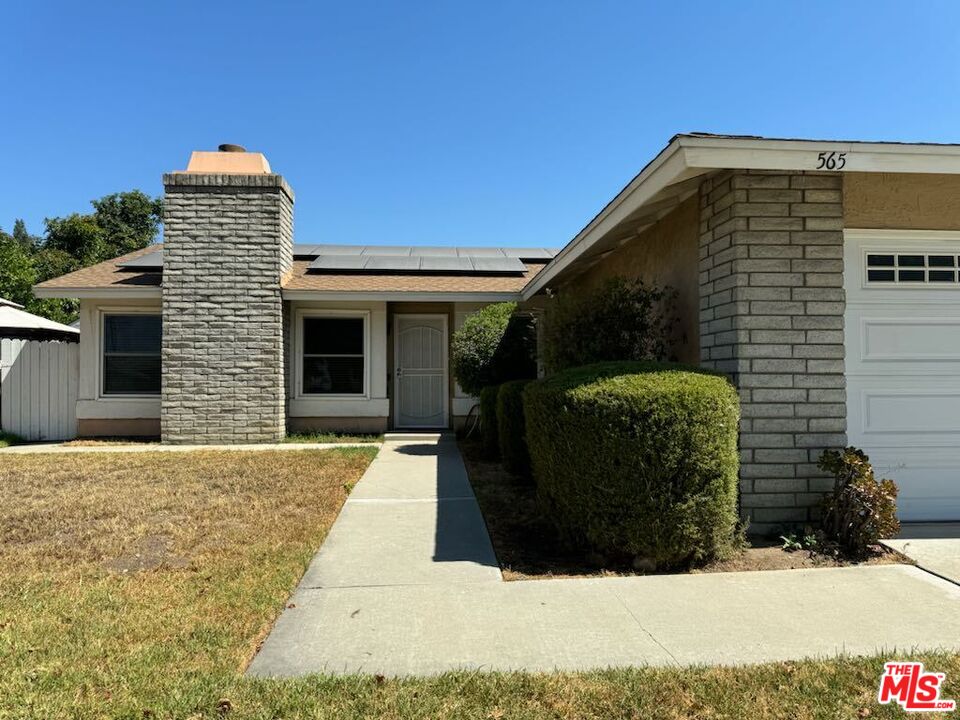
248, 436, 960, 678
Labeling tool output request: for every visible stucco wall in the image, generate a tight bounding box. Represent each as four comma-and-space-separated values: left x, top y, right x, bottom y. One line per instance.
76, 297, 161, 437
845, 172, 960, 229
560, 194, 700, 363
287, 300, 389, 429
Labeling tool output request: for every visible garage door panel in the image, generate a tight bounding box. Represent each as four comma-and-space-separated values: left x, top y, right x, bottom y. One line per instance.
845, 230, 960, 522
861, 317, 960, 363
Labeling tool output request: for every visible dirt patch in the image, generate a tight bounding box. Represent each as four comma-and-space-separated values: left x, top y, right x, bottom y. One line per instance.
103, 534, 190, 574
62, 437, 160, 447
459, 439, 904, 581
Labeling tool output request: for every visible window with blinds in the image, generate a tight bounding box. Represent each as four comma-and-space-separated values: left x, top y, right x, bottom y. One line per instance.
102, 314, 161, 395
302, 317, 365, 395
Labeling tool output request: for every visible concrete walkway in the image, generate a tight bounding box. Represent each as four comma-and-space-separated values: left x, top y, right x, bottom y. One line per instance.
248, 435, 960, 678
1, 441, 378, 454
883, 523, 960, 585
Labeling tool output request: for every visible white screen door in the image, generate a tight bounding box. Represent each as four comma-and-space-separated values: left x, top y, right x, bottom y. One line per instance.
395, 315, 448, 428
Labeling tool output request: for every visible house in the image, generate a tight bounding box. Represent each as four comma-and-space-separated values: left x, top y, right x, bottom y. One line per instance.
34, 136, 960, 530
0, 298, 80, 343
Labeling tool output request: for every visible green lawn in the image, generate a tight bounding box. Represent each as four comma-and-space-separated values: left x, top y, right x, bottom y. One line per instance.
1, 447, 956, 719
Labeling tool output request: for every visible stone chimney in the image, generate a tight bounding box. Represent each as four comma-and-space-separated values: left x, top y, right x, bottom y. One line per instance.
161, 145, 294, 443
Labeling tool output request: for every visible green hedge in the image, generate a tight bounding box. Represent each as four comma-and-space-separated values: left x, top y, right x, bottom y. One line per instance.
496, 379, 533, 477
480, 385, 500, 458
523, 361, 740, 568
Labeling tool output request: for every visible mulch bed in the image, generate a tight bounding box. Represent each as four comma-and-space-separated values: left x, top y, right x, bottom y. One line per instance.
458, 439, 904, 581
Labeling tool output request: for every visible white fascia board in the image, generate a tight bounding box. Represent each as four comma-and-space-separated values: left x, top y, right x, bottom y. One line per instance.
32, 286, 162, 299
282, 290, 521, 302
678, 135, 960, 174
521, 140, 690, 299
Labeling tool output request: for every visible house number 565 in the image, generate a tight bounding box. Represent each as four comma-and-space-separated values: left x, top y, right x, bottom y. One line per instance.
815, 151, 846, 170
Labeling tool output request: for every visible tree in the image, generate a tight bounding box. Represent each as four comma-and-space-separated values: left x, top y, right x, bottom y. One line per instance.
91, 191, 163, 257
0, 234, 36, 307
450, 302, 537, 396
12, 219, 38, 251
44, 214, 106, 265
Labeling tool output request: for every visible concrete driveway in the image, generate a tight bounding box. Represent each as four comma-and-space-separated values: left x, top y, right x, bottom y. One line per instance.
248, 437, 960, 678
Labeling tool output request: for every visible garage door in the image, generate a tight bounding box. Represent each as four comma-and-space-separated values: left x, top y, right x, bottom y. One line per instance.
844, 230, 960, 521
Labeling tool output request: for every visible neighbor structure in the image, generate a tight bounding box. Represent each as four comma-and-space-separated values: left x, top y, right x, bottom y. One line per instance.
35, 136, 960, 529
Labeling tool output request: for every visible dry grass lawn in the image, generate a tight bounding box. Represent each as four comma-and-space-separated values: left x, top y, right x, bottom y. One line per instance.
1, 446, 954, 719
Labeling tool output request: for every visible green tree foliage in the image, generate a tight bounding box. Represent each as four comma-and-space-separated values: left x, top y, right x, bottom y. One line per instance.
542, 276, 678, 373
0, 190, 162, 323
0, 233, 36, 307
92, 191, 163, 258
450, 302, 537, 397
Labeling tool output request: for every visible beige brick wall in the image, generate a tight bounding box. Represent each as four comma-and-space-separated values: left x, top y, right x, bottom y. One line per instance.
699, 170, 846, 534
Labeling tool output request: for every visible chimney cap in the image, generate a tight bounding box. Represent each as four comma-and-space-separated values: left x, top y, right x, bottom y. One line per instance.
218, 143, 246, 153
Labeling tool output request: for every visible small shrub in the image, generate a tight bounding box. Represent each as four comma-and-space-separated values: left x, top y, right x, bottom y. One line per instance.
541, 276, 678, 373
817, 447, 900, 556
523, 361, 740, 568
479, 385, 500, 458
496, 379, 532, 477
451, 303, 536, 397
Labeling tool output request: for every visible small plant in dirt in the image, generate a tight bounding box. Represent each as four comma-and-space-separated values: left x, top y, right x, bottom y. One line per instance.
817, 447, 900, 557
541, 276, 678, 373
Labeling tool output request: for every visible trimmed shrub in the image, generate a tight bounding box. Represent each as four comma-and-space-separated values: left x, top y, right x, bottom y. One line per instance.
496, 379, 532, 477
523, 361, 740, 568
542, 276, 678, 373
818, 447, 900, 556
451, 302, 536, 397
480, 385, 500, 458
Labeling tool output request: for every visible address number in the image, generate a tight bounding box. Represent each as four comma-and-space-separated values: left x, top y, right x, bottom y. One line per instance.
815, 151, 846, 170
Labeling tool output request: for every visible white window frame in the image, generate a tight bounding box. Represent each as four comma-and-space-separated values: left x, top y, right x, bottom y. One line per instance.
97, 306, 162, 400
295, 308, 371, 399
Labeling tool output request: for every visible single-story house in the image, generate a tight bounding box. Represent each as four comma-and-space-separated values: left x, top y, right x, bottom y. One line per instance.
34, 135, 960, 531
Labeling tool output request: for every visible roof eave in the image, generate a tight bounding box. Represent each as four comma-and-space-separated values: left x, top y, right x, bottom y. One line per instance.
522, 135, 960, 299
32, 286, 162, 300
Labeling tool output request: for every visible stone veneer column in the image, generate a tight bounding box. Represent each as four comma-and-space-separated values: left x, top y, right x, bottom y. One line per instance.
161, 173, 294, 443
698, 170, 846, 533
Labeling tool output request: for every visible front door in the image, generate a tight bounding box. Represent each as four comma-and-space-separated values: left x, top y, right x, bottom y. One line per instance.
394, 314, 448, 429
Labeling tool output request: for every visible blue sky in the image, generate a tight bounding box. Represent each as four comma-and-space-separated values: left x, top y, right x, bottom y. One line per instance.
1, 1, 958, 248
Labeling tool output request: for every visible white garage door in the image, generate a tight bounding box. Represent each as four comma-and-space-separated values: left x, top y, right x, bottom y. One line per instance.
845, 230, 960, 521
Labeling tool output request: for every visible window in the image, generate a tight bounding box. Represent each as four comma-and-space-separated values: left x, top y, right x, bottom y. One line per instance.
302, 316, 365, 395
866, 253, 960, 285
102, 314, 161, 395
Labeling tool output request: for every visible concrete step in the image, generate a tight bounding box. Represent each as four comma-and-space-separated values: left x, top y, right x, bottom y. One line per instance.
383, 431, 453, 442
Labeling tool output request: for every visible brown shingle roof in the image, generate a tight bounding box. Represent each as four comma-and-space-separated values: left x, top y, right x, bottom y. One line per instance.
34, 244, 546, 295
34, 245, 162, 290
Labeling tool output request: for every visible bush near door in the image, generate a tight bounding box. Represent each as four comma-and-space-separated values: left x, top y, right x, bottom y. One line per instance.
523, 361, 740, 569
496, 379, 533, 477
480, 385, 501, 458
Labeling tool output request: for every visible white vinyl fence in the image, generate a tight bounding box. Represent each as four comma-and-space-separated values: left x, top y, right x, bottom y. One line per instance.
0, 338, 79, 441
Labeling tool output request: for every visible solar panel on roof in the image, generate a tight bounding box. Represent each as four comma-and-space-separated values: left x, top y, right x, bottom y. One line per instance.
308, 255, 370, 271
457, 247, 505, 257
313, 244, 366, 255
293, 244, 319, 257
469, 256, 526, 273
119, 250, 163, 270
419, 256, 475, 272
500, 247, 556, 260
365, 256, 421, 271
362, 246, 412, 256
411, 246, 459, 257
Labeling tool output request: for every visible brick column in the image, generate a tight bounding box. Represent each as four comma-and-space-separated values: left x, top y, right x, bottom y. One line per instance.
161, 173, 294, 443
699, 170, 846, 533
